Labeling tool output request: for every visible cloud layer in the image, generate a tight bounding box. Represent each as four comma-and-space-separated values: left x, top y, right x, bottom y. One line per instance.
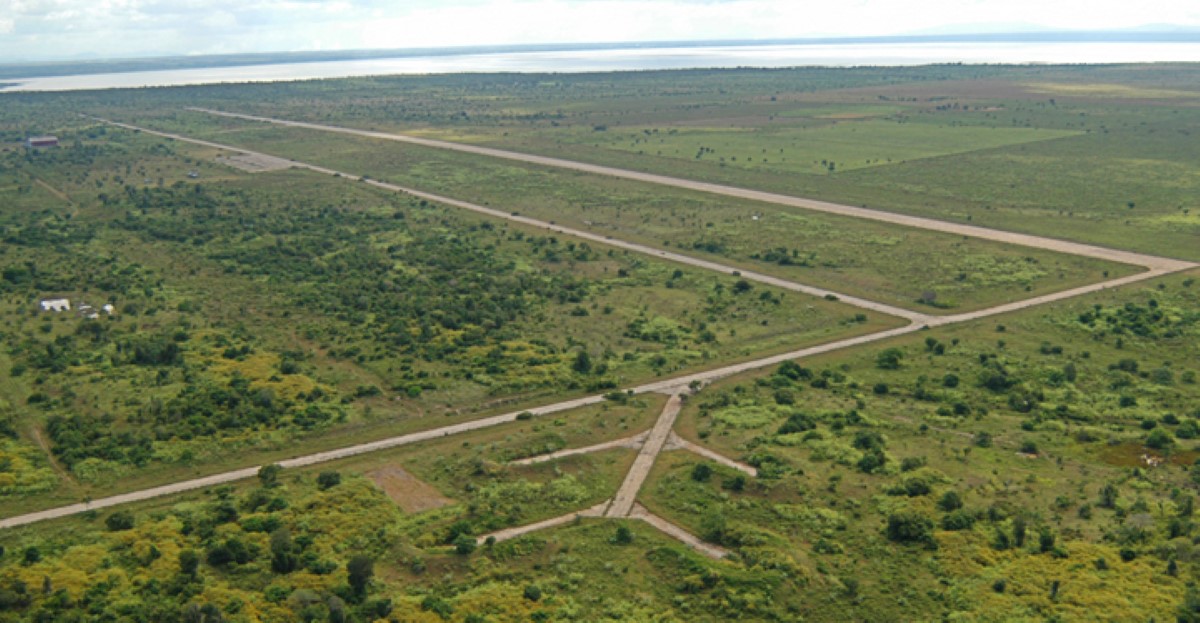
3, 0, 1199, 62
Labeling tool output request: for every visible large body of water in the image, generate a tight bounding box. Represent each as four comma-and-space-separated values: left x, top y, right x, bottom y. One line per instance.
3, 41, 1199, 93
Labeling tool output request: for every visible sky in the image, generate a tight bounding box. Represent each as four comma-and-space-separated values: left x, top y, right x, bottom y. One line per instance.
2, 0, 1200, 62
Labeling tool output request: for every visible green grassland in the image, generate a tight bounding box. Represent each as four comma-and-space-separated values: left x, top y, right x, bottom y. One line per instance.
649, 269, 1200, 621
538, 120, 1080, 175
0, 126, 892, 513
0, 64, 1197, 622
120, 115, 1137, 314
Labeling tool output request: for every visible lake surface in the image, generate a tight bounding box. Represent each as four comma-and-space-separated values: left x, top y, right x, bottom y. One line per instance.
4, 41, 1199, 93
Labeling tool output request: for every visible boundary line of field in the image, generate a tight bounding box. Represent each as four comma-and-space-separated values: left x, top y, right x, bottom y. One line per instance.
187, 107, 1195, 273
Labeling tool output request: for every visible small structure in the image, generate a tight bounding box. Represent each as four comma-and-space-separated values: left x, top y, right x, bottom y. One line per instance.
187, 170, 199, 179
25, 136, 59, 149
102, 304, 115, 315
40, 298, 70, 312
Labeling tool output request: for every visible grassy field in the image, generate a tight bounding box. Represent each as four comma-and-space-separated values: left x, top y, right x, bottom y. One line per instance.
119, 114, 1138, 314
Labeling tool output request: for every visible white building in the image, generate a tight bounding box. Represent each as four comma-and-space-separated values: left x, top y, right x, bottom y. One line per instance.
40, 298, 70, 312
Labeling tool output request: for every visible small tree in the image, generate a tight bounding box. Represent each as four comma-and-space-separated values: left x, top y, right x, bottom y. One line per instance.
614, 525, 634, 544
1099, 483, 1119, 509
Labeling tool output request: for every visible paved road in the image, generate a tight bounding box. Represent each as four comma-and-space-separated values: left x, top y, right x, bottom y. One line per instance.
8, 117, 1188, 531
189, 107, 1195, 273
607, 394, 684, 518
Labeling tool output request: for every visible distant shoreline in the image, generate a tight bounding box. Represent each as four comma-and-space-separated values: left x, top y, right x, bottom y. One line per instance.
3, 30, 1199, 81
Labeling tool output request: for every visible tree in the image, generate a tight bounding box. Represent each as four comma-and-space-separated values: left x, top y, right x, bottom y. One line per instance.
1013, 516, 1028, 547
328, 596, 347, 623
1038, 527, 1056, 553
523, 585, 542, 602
347, 555, 374, 599
691, 463, 713, 482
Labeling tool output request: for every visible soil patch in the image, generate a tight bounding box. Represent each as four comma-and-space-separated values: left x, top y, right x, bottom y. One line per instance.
1097, 442, 1200, 468
216, 152, 293, 172
367, 465, 452, 513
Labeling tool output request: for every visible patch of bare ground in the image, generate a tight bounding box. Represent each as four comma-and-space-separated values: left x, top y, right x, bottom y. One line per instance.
366, 465, 452, 513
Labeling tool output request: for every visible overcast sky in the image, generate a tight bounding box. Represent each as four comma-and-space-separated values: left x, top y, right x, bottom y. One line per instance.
3, 0, 1200, 62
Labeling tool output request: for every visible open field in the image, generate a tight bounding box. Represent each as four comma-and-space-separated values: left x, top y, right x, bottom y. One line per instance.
0, 64, 1198, 622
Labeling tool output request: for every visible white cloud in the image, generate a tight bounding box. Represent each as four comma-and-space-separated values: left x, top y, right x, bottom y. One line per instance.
1, 0, 1199, 61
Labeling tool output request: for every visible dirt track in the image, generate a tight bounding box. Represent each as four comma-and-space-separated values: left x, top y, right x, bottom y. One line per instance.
5, 115, 1188, 532
607, 394, 684, 518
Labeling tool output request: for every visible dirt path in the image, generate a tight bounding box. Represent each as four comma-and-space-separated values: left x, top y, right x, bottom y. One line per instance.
30, 427, 76, 487
34, 178, 72, 204
477, 500, 609, 545
665, 433, 757, 476
508, 432, 647, 466
629, 503, 729, 559
188, 107, 1195, 273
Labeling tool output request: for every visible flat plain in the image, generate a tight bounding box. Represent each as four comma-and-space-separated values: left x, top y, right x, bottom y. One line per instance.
0, 63, 1197, 622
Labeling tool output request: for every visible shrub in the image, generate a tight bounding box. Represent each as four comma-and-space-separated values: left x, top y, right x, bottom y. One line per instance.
317, 471, 342, 490
941, 511, 975, 531
938, 491, 964, 512
105, 511, 135, 531
886, 512, 934, 546
1146, 428, 1174, 450
876, 348, 904, 370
